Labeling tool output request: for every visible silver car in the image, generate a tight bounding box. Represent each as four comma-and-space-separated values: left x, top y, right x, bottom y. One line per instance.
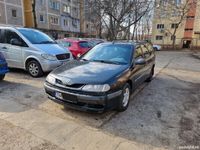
0, 27, 72, 77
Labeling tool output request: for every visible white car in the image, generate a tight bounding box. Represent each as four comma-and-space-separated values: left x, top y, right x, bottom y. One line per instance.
0, 27, 73, 77
153, 45, 162, 51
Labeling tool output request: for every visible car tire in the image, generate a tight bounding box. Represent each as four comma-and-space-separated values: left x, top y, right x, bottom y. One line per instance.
117, 83, 131, 112
146, 66, 154, 82
0, 74, 5, 80
27, 60, 43, 77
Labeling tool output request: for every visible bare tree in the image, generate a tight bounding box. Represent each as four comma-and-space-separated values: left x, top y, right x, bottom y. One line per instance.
88, 0, 153, 40
32, 0, 37, 28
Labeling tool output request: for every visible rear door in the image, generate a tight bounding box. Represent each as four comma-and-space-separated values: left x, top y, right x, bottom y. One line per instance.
4, 29, 24, 68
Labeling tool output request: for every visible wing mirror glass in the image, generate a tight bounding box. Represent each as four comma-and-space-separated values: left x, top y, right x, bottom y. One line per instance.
135, 57, 146, 65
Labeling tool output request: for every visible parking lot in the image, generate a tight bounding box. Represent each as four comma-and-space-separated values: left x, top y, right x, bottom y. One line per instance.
0, 51, 200, 150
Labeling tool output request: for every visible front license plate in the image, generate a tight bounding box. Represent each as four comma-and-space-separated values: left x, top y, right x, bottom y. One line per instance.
55, 92, 63, 100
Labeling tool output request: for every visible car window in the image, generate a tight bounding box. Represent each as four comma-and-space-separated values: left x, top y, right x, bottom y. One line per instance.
5, 29, 26, 46
82, 44, 133, 64
79, 41, 91, 48
134, 47, 143, 59
0, 29, 5, 43
141, 45, 150, 58
18, 29, 55, 44
145, 43, 154, 53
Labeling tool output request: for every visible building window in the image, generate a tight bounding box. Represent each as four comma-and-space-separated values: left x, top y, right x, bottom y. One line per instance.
40, 0, 45, 5
171, 23, 178, 29
156, 36, 163, 40
49, 0, 60, 10
187, 16, 195, 19
72, 19, 77, 28
72, 7, 78, 18
39, 15, 45, 22
157, 24, 164, 29
63, 19, 68, 26
50, 16, 59, 25
11, 9, 17, 17
171, 35, 176, 40
185, 28, 193, 31
175, 0, 182, 5
63, 5, 70, 13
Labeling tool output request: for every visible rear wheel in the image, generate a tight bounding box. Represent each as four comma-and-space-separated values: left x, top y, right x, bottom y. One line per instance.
27, 60, 43, 77
117, 83, 131, 112
0, 74, 5, 80
146, 66, 154, 82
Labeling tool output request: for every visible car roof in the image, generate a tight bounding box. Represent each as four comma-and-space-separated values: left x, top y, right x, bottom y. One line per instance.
0, 26, 40, 32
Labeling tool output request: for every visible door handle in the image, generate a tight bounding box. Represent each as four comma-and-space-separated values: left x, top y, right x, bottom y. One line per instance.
2, 47, 7, 49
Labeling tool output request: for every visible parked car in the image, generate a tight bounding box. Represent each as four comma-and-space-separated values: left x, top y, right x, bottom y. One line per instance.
88, 39, 105, 47
153, 45, 162, 51
0, 52, 9, 80
44, 41, 155, 112
57, 39, 92, 58
0, 27, 72, 77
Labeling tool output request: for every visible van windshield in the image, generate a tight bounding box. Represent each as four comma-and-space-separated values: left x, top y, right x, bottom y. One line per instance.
18, 29, 56, 44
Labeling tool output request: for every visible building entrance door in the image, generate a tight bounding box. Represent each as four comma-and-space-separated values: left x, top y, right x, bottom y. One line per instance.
182, 40, 191, 49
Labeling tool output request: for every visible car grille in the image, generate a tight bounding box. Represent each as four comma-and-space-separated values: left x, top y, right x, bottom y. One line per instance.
56, 79, 84, 89
56, 53, 70, 60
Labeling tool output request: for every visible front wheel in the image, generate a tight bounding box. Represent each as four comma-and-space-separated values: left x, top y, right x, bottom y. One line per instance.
27, 60, 43, 77
116, 83, 131, 112
0, 74, 5, 80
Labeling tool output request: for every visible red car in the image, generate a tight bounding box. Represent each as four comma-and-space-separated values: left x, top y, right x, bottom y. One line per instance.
57, 39, 92, 58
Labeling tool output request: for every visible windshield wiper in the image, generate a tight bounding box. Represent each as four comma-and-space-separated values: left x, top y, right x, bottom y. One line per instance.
38, 41, 56, 44
80, 58, 89, 61
91, 59, 121, 65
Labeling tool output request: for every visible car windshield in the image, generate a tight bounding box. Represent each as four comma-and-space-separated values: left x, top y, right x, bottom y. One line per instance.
18, 29, 56, 44
81, 44, 133, 65
79, 41, 91, 48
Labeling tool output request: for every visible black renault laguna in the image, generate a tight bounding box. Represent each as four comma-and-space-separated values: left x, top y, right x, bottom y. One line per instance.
44, 42, 155, 112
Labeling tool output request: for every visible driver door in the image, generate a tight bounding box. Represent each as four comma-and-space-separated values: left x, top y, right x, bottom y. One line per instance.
4, 29, 24, 68
130, 46, 146, 89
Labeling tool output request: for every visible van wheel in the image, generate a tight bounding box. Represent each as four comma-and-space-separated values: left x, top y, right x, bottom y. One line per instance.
146, 66, 154, 82
117, 83, 131, 112
0, 74, 5, 80
27, 60, 43, 77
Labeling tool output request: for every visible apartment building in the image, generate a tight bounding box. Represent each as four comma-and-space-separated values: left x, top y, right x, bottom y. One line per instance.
23, 0, 80, 38
152, 0, 200, 49
0, 0, 24, 26
80, 0, 99, 37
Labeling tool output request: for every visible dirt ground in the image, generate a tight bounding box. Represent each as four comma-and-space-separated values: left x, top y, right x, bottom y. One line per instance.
0, 51, 199, 150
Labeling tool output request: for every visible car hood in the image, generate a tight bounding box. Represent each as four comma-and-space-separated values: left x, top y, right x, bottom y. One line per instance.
51, 60, 129, 84
33, 44, 69, 55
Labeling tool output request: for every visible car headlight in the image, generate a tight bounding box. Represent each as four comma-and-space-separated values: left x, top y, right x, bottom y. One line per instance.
41, 54, 57, 61
46, 75, 56, 84
82, 84, 110, 92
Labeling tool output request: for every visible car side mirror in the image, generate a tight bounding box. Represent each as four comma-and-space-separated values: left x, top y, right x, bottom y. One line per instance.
10, 38, 22, 46
135, 57, 146, 65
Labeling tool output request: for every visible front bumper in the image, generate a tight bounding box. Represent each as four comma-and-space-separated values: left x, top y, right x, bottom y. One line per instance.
41, 60, 69, 72
44, 82, 122, 113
